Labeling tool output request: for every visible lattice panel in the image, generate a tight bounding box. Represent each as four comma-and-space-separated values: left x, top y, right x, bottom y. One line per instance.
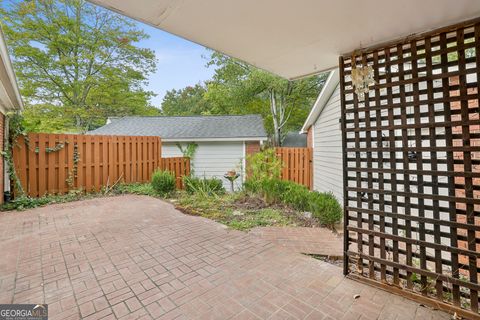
340, 20, 480, 316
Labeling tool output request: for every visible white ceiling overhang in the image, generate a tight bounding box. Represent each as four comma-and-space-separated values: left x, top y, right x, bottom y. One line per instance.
0, 27, 23, 113
88, 0, 480, 80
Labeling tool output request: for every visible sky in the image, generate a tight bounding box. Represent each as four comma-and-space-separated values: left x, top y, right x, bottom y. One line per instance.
136, 24, 215, 108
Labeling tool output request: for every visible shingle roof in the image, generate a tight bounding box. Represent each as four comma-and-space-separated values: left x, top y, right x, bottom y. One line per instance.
88, 114, 267, 140
282, 132, 307, 147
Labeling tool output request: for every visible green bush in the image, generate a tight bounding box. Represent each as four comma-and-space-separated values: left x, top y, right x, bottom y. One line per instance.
259, 178, 286, 204
281, 181, 310, 211
183, 176, 225, 197
244, 177, 342, 227
309, 191, 342, 227
151, 170, 176, 196
243, 179, 260, 194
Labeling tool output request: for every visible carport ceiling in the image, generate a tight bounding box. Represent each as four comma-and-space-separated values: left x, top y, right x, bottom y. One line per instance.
88, 0, 480, 79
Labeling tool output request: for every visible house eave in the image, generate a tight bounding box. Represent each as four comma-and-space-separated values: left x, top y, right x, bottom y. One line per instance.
300, 69, 340, 133
0, 27, 23, 114
87, 0, 480, 80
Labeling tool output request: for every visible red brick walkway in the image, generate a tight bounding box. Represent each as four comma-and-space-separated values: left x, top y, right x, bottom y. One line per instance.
249, 227, 343, 257
0, 195, 449, 319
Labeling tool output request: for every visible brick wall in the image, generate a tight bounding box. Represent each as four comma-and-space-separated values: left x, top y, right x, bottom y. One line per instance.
245, 141, 261, 177
306, 127, 313, 148
0, 113, 4, 204
450, 76, 480, 267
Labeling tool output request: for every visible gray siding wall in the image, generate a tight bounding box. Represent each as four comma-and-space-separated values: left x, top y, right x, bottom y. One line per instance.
162, 141, 244, 191
312, 84, 343, 203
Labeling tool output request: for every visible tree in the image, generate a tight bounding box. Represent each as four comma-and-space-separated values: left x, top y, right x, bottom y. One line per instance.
161, 84, 211, 116
205, 52, 326, 145
1, 0, 159, 132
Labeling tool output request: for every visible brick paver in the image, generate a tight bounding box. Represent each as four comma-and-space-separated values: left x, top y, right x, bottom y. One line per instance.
0, 195, 450, 319
249, 227, 343, 257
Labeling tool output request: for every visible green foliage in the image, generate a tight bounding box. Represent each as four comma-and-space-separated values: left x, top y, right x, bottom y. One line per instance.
1, 183, 160, 211
183, 176, 225, 197
225, 208, 291, 231
244, 178, 342, 227
308, 191, 342, 227
2, 112, 28, 195
282, 182, 311, 212
204, 52, 327, 145
1, 190, 86, 211
151, 170, 176, 196
176, 142, 198, 158
1, 0, 158, 133
2, 195, 50, 210
246, 148, 282, 182
161, 84, 212, 115
176, 192, 292, 231
114, 183, 157, 196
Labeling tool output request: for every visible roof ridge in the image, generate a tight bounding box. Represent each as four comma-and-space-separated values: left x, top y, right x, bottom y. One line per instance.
89, 113, 268, 139
117, 114, 262, 119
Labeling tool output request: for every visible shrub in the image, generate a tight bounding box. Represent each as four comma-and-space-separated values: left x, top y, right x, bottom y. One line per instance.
281, 181, 310, 211
244, 177, 342, 227
183, 176, 225, 197
243, 179, 260, 194
309, 191, 342, 227
151, 170, 176, 196
258, 178, 286, 204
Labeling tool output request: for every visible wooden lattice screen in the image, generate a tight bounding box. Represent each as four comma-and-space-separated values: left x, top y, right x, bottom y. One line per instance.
340, 19, 480, 317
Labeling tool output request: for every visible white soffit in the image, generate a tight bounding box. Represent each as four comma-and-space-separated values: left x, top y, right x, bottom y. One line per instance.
0, 27, 23, 113
88, 0, 480, 79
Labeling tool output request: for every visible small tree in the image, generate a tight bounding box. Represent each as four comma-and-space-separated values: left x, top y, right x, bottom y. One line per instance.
246, 148, 282, 182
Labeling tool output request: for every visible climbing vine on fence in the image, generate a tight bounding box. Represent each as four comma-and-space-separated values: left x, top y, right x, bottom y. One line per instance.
1, 112, 27, 195
66, 143, 80, 189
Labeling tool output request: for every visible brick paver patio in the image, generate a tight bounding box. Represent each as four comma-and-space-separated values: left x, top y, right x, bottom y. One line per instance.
248, 227, 343, 257
0, 195, 449, 319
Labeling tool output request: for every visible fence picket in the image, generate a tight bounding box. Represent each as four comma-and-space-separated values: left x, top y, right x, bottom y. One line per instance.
58, 134, 66, 194
93, 136, 100, 191
27, 135, 37, 196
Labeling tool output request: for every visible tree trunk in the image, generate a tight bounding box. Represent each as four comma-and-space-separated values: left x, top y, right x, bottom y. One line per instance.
270, 89, 281, 146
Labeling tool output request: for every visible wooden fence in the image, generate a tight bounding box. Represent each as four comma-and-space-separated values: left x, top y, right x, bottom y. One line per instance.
275, 147, 313, 189
13, 133, 162, 197
161, 157, 191, 189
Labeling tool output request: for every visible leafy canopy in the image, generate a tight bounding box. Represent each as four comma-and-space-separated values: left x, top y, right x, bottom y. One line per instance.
1, 0, 159, 132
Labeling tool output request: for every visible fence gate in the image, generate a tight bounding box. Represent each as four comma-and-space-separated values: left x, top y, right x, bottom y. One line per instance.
275, 147, 313, 189
340, 19, 480, 318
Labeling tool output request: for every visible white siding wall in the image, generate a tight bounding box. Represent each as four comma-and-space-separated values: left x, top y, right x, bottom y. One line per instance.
162, 143, 184, 158
162, 141, 244, 191
312, 84, 343, 203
